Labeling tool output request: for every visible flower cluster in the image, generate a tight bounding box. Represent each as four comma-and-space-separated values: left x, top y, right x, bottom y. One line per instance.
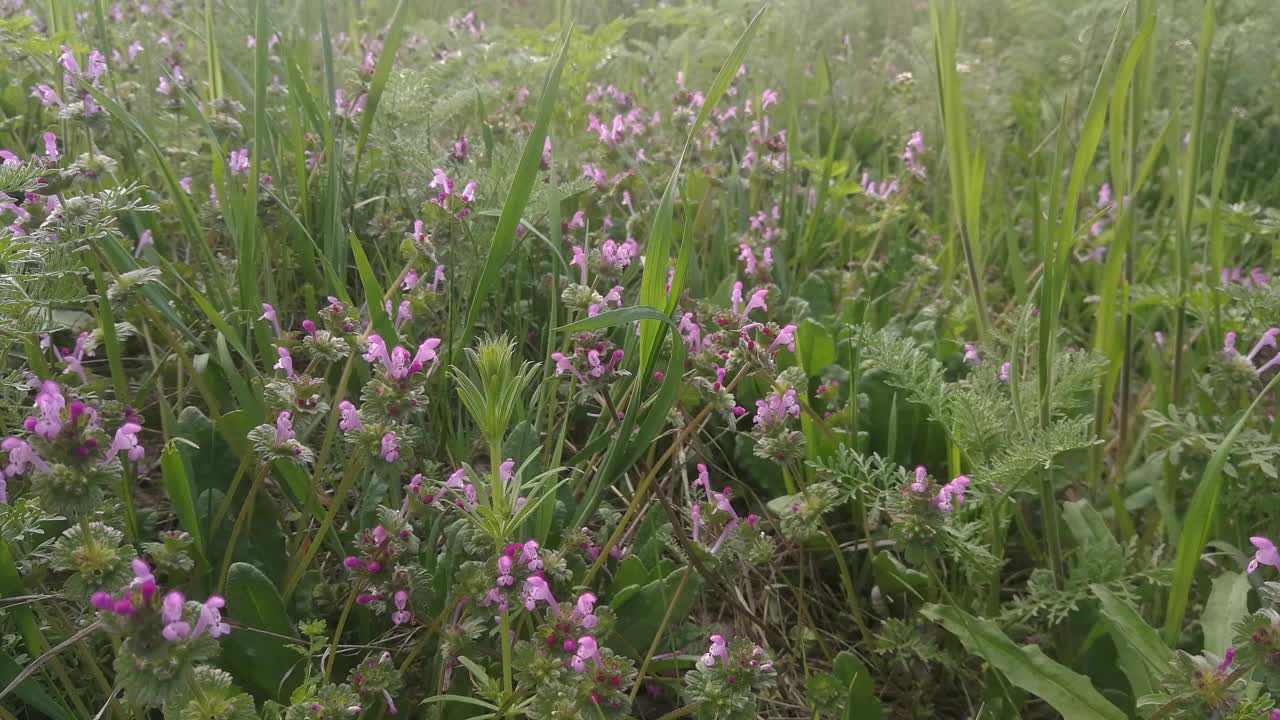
2, 380, 143, 514
91, 560, 231, 708
343, 513, 422, 625
750, 386, 804, 463
683, 634, 776, 720
1221, 328, 1280, 379
687, 464, 771, 562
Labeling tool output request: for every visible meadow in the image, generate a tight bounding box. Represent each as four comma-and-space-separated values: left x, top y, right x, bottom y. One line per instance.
1, 0, 1280, 717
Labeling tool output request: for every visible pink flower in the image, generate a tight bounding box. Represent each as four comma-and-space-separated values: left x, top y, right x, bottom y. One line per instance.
338, 401, 364, 432
59, 45, 80, 75
395, 300, 412, 329
570, 635, 602, 672
963, 343, 980, 367
1248, 536, 1280, 574
702, 634, 729, 667
999, 362, 1011, 383
380, 432, 400, 463
429, 168, 451, 193
760, 88, 778, 110
274, 347, 296, 378
179, 176, 193, 194
572, 592, 597, 628
753, 389, 799, 431
402, 270, 419, 291
59, 331, 92, 384
498, 459, 514, 483
228, 148, 250, 176
910, 466, 929, 494
103, 422, 144, 464
259, 303, 281, 337
161, 591, 192, 640
274, 411, 296, 444
391, 590, 411, 625
522, 575, 557, 614
550, 352, 581, 380
412, 337, 442, 372
569, 245, 588, 285
460, 181, 477, 203
430, 265, 446, 293
2, 437, 47, 482
192, 596, 230, 639
28, 381, 65, 440
43, 132, 59, 161
30, 84, 63, 107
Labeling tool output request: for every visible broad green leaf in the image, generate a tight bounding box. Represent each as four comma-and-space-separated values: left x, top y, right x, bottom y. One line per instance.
832, 651, 884, 720
923, 604, 1126, 720
1202, 572, 1250, 657
222, 563, 300, 700
796, 319, 835, 376
1091, 584, 1168, 699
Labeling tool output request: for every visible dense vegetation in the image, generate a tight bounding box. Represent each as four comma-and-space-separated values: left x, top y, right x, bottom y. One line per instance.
2, 0, 1280, 718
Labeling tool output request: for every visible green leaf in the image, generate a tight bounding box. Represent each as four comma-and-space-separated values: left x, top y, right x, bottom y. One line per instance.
796, 319, 835, 376
1091, 584, 1168, 699
0, 654, 66, 720
350, 233, 397, 344
222, 563, 300, 700
1201, 572, 1250, 657
1164, 371, 1280, 644
922, 604, 1126, 720
462, 25, 572, 341
832, 651, 884, 720
161, 443, 207, 566
614, 569, 703, 658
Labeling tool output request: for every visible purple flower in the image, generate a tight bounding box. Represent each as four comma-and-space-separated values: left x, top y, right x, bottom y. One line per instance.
570, 635, 602, 672
521, 540, 543, 571
412, 337, 442, 372
429, 168, 451, 193
259, 304, 281, 337
903, 131, 926, 178
31, 84, 63, 107
521, 576, 557, 614
274, 347, 296, 378
963, 343, 981, 367
730, 282, 768, 319
498, 459, 515, 483
1249, 536, 1280, 574
29, 381, 66, 440
59, 331, 92, 384
569, 245, 588, 285
59, 45, 80, 75
395, 300, 412, 329
460, 181, 476, 203
192, 596, 230, 638
161, 591, 192, 640
999, 362, 1011, 383
179, 176, 193, 194
228, 148, 250, 176
753, 389, 800, 431
274, 411, 296, 444
430, 265, 446, 293
86, 50, 108, 80
910, 466, 928, 494
2, 437, 47, 482
103, 422, 144, 464
572, 592, 598, 628
338, 401, 364, 432
702, 634, 729, 668
391, 590, 411, 625
380, 432, 400, 463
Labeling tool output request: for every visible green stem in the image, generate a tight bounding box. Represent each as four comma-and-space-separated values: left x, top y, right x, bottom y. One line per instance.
284, 461, 361, 597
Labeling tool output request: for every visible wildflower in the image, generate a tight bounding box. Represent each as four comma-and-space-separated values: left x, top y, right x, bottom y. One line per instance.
1090, 183, 1115, 237
903, 131, 926, 177
1222, 328, 1280, 375
739, 244, 758, 275
391, 590, 411, 625
104, 422, 144, 464
394, 300, 412, 329
338, 400, 364, 431
572, 592, 598, 628
259, 303, 281, 337
161, 591, 192, 640
522, 575, 557, 614
521, 540, 543, 571
761, 88, 778, 110
380, 432, 400, 463
43, 132, 59, 161
268, 348, 298, 382
934, 475, 971, 513
999, 361, 1011, 383
429, 168, 452, 193
571, 636, 603, 672
452, 135, 468, 162
498, 459, 515, 483
86, 50, 108, 80
430, 265, 446, 292
60, 332, 92, 383
1249, 536, 1280, 574
192, 595, 231, 638
459, 181, 476, 203
753, 389, 799, 432
179, 176, 193, 194
135, 229, 154, 257
963, 343, 981, 367
910, 466, 929, 494
2, 437, 47, 482
31, 84, 63, 107
730, 282, 768, 319
860, 172, 898, 200
274, 411, 296, 443
702, 634, 730, 667
228, 148, 250, 176
27, 381, 66, 440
